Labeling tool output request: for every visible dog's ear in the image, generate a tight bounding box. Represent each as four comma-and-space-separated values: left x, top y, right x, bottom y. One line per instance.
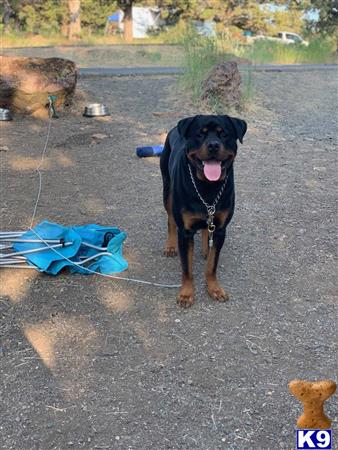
220, 115, 247, 144
177, 116, 197, 138
228, 116, 247, 144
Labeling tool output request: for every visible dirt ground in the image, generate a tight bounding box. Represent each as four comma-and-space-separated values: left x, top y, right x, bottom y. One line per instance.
0, 71, 337, 450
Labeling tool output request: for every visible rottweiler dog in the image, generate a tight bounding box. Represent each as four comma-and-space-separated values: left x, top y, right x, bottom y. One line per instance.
160, 115, 247, 307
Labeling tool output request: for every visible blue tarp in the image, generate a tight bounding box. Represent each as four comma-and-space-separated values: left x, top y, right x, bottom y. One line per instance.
13, 221, 128, 275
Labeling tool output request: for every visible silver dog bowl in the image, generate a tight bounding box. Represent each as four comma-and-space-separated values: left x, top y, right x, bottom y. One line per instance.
0, 108, 12, 121
83, 103, 110, 117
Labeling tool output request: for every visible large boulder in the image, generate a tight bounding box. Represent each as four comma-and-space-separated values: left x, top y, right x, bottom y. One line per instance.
0, 56, 77, 118
201, 60, 242, 109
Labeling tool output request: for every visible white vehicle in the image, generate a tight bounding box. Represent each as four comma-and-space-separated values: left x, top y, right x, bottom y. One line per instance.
273, 31, 309, 46
251, 31, 309, 46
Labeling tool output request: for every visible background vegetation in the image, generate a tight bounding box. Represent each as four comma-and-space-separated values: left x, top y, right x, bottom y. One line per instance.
1, 0, 336, 112
179, 28, 335, 112
1, 0, 337, 44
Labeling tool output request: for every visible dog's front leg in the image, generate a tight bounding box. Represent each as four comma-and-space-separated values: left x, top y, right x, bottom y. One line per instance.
205, 229, 229, 302
177, 229, 195, 308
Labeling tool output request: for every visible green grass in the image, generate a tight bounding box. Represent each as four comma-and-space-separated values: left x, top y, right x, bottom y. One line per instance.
301, 38, 337, 63
2, 27, 335, 66
178, 30, 336, 112
239, 68, 255, 110
1, 25, 187, 48
180, 31, 232, 101
135, 48, 162, 63
179, 30, 253, 112
2, 43, 184, 68
240, 38, 336, 64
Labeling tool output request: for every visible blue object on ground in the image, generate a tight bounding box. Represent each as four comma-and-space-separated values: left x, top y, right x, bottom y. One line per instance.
13, 221, 82, 272
136, 145, 164, 157
12, 221, 128, 275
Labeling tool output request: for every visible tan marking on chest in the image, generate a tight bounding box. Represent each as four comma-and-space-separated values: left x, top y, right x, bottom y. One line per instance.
182, 210, 230, 230
182, 211, 206, 229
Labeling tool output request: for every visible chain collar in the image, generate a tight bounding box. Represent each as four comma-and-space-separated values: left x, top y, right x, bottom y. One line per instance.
188, 162, 227, 213
188, 162, 228, 248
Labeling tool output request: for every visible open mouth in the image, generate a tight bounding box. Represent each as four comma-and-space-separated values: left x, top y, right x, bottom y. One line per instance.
192, 157, 226, 181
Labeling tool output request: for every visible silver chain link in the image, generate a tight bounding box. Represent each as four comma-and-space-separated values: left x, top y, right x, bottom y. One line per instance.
188, 162, 227, 248
188, 162, 227, 213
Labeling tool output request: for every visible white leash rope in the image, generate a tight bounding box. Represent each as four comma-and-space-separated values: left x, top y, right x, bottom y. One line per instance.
30, 102, 53, 228
28, 227, 180, 287
24, 101, 180, 289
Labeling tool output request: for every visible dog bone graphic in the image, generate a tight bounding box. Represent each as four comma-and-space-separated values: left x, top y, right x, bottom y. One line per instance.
289, 379, 336, 429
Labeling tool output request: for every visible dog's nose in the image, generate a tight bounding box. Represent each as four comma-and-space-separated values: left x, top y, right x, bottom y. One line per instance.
207, 141, 220, 153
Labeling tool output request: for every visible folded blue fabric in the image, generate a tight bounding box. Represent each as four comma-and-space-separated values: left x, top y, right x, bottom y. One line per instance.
12, 221, 128, 275
13, 221, 82, 272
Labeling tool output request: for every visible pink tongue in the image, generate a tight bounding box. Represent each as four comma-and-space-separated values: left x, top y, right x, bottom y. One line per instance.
203, 160, 222, 181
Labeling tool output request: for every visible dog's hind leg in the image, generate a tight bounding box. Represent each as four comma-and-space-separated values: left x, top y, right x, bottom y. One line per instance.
160, 137, 178, 257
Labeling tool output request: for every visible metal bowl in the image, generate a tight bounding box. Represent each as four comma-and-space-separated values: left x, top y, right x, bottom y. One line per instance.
0, 108, 12, 121
83, 103, 110, 117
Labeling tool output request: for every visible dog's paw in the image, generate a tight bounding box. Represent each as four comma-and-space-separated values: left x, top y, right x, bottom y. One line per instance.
177, 286, 194, 308
207, 282, 229, 302
163, 243, 178, 257
177, 294, 194, 308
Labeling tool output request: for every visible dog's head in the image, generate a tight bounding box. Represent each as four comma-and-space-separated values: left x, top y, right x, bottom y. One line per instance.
177, 115, 247, 182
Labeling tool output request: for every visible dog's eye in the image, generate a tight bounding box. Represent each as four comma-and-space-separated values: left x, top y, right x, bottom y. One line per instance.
198, 129, 207, 138
218, 128, 228, 137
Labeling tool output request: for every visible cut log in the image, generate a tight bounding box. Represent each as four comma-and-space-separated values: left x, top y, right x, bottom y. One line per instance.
0, 56, 77, 118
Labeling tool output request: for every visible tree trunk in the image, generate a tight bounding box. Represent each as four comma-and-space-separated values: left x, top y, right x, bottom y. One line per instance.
123, 2, 133, 42
61, 14, 69, 37
68, 0, 81, 40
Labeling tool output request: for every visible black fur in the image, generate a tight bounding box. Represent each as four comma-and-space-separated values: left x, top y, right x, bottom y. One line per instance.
160, 114, 247, 306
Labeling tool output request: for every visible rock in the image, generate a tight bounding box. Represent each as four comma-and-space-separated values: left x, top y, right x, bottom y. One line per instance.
0, 56, 77, 118
201, 60, 242, 109
152, 111, 181, 118
91, 133, 109, 140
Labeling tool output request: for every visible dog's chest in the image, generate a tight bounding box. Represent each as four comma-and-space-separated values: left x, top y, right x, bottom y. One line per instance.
182, 209, 230, 231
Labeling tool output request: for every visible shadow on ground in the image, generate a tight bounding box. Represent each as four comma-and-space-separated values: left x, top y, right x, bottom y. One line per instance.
0, 73, 337, 450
